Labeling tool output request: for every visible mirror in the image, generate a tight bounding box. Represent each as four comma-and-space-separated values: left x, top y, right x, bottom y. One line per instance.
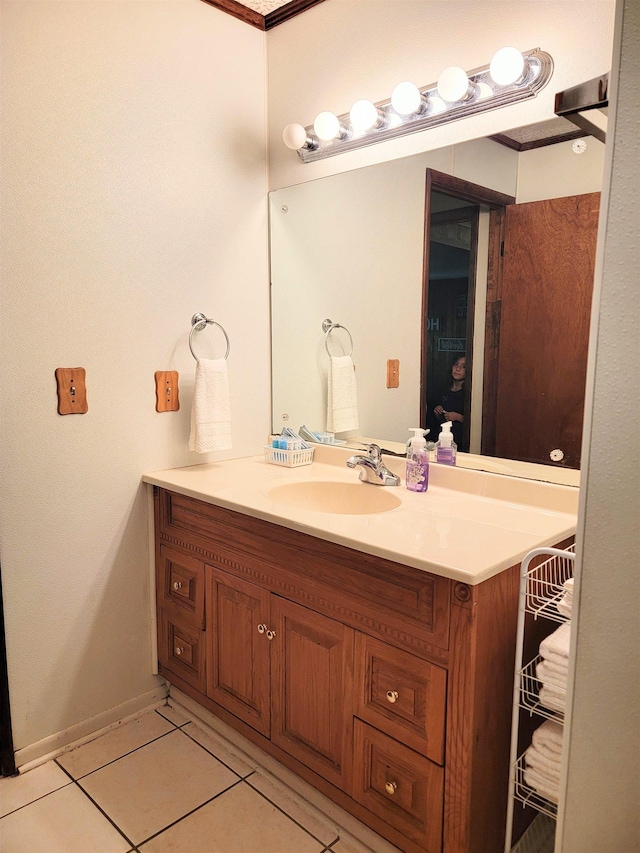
270, 130, 604, 483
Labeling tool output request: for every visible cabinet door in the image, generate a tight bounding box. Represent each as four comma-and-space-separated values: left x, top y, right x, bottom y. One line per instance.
271, 596, 354, 791
205, 565, 271, 737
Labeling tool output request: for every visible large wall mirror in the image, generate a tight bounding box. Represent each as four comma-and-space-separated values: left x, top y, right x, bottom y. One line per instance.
270, 128, 604, 482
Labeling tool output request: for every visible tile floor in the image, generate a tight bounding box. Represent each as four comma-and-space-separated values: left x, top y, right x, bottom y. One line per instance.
0, 702, 401, 853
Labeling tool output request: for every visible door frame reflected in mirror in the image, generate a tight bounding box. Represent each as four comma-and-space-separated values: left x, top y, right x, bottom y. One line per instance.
421, 169, 516, 455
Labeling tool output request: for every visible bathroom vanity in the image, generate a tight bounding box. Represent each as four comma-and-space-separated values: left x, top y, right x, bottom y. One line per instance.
143, 450, 577, 853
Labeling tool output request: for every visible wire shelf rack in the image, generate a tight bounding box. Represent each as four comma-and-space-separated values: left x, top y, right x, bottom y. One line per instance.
506, 544, 575, 851
519, 655, 566, 723
513, 752, 559, 820
523, 545, 575, 623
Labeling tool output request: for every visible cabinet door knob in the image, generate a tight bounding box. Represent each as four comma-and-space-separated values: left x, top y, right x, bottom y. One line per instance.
385, 780, 398, 795
386, 690, 399, 704
175, 646, 185, 656
257, 623, 267, 634
266, 629, 276, 640
173, 581, 183, 590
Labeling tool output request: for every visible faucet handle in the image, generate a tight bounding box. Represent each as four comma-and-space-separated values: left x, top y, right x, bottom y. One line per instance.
362, 443, 382, 464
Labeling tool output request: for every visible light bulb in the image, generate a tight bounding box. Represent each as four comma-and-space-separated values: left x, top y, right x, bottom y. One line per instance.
437, 66, 471, 102
282, 123, 308, 151
349, 99, 381, 132
391, 81, 423, 116
313, 111, 340, 141
489, 47, 525, 86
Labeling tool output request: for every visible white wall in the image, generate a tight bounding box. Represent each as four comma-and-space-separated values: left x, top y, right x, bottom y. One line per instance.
0, 0, 269, 756
516, 137, 605, 203
558, 0, 640, 849
267, 0, 615, 190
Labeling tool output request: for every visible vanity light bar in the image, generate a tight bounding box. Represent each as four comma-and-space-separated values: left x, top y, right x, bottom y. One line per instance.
283, 48, 553, 163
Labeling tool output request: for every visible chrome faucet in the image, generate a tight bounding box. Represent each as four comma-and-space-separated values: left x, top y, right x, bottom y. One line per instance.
346, 444, 401, 486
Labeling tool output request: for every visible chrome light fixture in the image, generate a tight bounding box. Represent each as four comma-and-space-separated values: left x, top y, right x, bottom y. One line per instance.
282, 47, 553, 163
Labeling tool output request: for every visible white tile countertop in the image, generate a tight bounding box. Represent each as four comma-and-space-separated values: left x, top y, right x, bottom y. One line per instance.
143, 446, 578, 586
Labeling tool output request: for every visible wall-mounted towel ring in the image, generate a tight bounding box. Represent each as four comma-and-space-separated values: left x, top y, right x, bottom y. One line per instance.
189, 313, 230, 361
322, 318, 353, 357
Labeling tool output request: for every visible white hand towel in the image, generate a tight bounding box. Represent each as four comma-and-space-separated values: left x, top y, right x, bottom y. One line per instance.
523, 765, 560, 804
189, 358, 232, 453
532, 719, 564, 755
557, 577, 574, 618
525, 743, 562, 782
540, 621, 572, 664
523, 719, 564, 803
326, 355, 359, 433
536, 658, 568, 690
538, 685, 566, 715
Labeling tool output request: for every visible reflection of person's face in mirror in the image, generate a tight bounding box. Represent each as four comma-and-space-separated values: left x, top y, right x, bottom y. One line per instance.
451, 357, 466, 385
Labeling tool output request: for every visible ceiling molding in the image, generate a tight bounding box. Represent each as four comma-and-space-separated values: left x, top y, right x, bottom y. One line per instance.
200, 0, 328, 31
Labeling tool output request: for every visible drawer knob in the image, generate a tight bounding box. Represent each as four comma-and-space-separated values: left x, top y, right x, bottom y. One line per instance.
386, 690, 399, 704
173, 581, 183, 590
385, 780, 398, 796
257, 623, 267, 634
266, 629, 276, 640
175, 646, 185, 656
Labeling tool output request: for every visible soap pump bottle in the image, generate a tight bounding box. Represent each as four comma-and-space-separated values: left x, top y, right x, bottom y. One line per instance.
406, 428, 429, 492
435, 421, 457, 466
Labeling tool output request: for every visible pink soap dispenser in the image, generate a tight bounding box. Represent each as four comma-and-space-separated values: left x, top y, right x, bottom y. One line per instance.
406, 428, 430, 492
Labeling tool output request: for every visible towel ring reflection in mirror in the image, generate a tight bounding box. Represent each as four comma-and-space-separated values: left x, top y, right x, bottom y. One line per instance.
189, 313, 230, 361
322, 318, 353, 358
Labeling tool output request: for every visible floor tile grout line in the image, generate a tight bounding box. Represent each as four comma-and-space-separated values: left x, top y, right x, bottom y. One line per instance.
179, 724, 255, 779
60, 727, 185, 782
133, 776, 246, 848
245, 774, 341, 848
173, 721, 341, 848
66, 774, 138, 850
155, 706, 189, 728
47, 711, 353, 852
0, 766, 74, 820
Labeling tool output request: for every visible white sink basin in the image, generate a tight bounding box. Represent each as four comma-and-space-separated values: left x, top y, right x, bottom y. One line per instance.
267, 480, 402, 515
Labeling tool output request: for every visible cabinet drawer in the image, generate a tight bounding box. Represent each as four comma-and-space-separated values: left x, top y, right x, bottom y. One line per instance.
158, 609, 206, 694
353, 719, 443, 853
157, 545, 205, 628
355, 633, 446, 765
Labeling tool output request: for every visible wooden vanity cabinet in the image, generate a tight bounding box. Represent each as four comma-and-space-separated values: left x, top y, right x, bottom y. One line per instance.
154, 487, 527, 853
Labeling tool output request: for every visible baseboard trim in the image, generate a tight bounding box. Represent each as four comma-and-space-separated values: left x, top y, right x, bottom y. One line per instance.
14, 684, 169, 772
